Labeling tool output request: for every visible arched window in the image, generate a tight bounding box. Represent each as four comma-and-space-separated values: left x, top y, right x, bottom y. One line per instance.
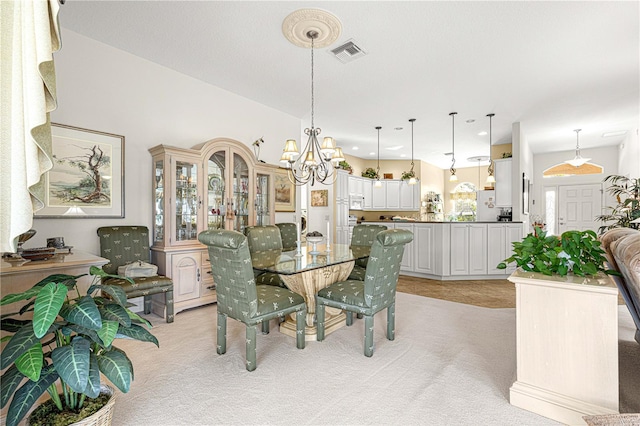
449, 182, 477, 221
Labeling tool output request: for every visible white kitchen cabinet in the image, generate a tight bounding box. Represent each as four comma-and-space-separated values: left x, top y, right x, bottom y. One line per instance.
363, 179, 372, 210
394, 223, 415, 272
450, 223, 487, 275
335, 170, 350, 245
348, 175, 364, 197
494, 158, 512, 207
414, 224, 435, 274
372, 181, 386, 209
399, 181, 420, 210
385, 180, 401, 210
487, 223, 523, 274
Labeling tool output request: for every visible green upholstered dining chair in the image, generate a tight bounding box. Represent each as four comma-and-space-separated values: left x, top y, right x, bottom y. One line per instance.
96, 226, 174, 323
198, 229, 306, 371
244, 225, 286, 288
348, 224, 388, 281
276, 223, 298, 251
316, 228, 413, 357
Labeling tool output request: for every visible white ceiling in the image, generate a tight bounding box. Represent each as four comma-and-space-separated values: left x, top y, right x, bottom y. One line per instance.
58, 1, 639, 169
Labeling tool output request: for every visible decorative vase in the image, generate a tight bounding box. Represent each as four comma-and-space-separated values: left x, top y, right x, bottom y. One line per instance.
28, 385, 116, 426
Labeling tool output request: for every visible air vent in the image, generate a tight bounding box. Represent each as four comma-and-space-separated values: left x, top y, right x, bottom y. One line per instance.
330, 39, 367, 63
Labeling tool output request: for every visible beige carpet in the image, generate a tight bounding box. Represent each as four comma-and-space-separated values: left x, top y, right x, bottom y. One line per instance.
111, 293, 640, 425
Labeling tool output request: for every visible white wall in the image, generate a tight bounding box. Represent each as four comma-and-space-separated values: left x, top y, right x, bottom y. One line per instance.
32, 29, 301, 254
511, 122, 534, 227
618, 129, 640, 178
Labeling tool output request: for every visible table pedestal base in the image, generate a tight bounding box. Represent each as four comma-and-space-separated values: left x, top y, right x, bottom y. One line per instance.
278, 260, 354, 342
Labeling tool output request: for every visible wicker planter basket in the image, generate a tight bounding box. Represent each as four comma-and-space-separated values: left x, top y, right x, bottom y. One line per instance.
28, 385, 116, 426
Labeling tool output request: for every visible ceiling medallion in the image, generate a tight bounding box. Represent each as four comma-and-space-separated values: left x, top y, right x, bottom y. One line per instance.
282, 8, 342, 49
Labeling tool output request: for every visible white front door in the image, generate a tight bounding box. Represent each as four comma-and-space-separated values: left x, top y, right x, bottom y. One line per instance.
557, 184, 602, 233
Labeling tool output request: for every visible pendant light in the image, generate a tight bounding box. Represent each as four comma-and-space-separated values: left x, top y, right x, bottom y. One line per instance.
374, 126, 383, 188
449, 112, 458, 182
408, 118, 417, 185
486, 113, 496, 184
564, 129, 590, 167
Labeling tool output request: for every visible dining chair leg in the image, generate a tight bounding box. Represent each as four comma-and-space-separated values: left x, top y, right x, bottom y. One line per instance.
387, 303, 395, 341
143, 295, 152, 314
217, 312, 227, 355
346, 311, 354, 326
261, 320, 270, 334
246, 325, 257, 372
296, 308, 306, 349
165, 290, 174, 323
364, 315, 374, 357
316, 302, 325, 341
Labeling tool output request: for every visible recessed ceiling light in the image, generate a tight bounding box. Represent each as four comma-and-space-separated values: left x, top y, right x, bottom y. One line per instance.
395, 127, 403, 131
478, 131, 488, 136
400, 154, 407, 158
466, 119, 475, 123
602, 130, 627, 138
385, 145, 404, 151
352, 146, 359, 150
369, 152, 376, 156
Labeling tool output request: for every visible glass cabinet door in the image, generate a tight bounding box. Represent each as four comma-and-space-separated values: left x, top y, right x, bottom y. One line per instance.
206, 151, 226, 230
255, 173, 270, 226
232, 153, 250, 233
175, 160, 199, 242
153, 160, 165, 244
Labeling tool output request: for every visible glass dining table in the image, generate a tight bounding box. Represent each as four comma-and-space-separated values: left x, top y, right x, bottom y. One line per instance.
252, 243, 370, 341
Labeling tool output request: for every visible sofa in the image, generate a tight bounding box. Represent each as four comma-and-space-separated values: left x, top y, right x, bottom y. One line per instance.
600, 228, 640, 344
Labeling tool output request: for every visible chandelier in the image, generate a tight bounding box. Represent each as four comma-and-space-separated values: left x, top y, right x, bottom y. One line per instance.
449, 112, 458, 182
280, 29, 344, 185
564, 129, 591, 167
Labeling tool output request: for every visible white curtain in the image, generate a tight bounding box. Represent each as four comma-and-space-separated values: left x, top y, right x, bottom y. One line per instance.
0, 0, 61, 252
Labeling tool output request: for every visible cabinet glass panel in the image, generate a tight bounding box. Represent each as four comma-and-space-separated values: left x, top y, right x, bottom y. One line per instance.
255, 173, 270, 226
232, 153, 249, 233
154, 160, 165, 244
175, 161, 198, 242
207, 151, 226, 230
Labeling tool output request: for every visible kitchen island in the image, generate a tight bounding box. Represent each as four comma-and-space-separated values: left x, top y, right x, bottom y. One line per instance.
361, 221, 524, 280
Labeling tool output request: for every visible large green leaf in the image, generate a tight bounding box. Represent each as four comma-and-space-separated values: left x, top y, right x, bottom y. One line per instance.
97, 348, 132, 393
0, 287, 41, 306
99, 303, 131, 327
0, 318, 30, 333
83, 353, 101, 398
62, 324, 102, 347
0, 324, 40, 370
32, 283, 67, 338
51, 337, 90, 393
1, 365, 25, 408
128, 310, 152, 328
97, 320, 119, 348
60, 296, 102, 330
5, 364, 58, 426
89, 284, 128, 306
116, 323, 159, 347
15, 343, 43, 382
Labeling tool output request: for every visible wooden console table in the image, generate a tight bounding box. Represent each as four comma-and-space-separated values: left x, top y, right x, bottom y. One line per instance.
508, 269, 619, 424
1, 251, 109, 302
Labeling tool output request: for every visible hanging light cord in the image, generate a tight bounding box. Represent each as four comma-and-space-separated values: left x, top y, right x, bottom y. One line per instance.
310, 31, 315, 129
376, 126, 382, 175
487, 113, 495, 176
409, 118, 415, 174
450, 112, 457, 175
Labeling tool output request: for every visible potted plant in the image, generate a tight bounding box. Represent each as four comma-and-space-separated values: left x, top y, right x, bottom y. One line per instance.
596, 174, 640, 234
497, 227, 615, 277
1, 267, 158, 426
401, 170, 416, 181
337, 160, 352, 174
361, 167, 379, 179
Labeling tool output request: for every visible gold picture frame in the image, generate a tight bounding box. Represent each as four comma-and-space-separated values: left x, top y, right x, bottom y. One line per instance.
311, 189, 329, 207
274, 170, 295, 212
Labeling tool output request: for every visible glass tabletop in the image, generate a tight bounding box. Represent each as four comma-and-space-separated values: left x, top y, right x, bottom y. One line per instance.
251, 244, 370, 275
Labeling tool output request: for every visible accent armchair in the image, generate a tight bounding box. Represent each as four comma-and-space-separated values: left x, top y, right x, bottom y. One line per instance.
97, 226, 174, 323
276, 222, 298, 251
348, 224, 388, 281
316, 228, 413, 356
198, 230, 306, 371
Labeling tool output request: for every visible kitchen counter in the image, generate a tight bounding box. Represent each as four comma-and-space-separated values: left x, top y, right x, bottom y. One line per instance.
360, 220, 522, 224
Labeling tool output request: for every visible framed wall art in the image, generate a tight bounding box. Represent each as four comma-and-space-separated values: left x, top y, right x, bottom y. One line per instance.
34, 123, 125, 218
311, 189, 329, 207
274, 169, 295, 212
